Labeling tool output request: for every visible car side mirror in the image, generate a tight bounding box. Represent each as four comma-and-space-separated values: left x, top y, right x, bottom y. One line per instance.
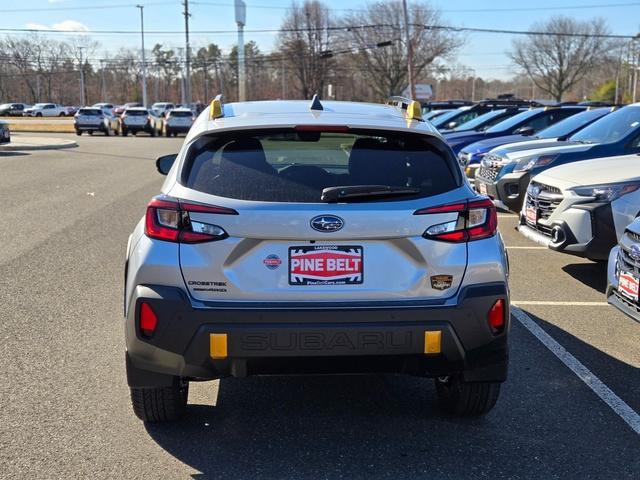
447, 121, 458, 129
515, 126, 535, 136
156, 154, 177, 175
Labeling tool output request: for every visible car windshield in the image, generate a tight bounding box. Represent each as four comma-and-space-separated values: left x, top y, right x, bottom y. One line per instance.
485, 108, 542, 133
78, 108, 102, 115
430, 109, 469, 127
183, 128, 459, 203
535, 108, 609, 139
454, 109, 509, 131
569, 106, 640, 144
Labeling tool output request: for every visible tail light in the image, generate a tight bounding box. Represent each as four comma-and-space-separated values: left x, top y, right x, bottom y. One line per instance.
487, 299, 506, 334
145, 196, 238, 243
139, 302, 158, 337
415, 198, 497, 242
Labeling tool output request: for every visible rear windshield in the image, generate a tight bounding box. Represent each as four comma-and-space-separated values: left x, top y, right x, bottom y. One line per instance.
170, 111, 193, 117
125, 109, 148, 116
182, 129, 460, 203
78, 108, 102, 116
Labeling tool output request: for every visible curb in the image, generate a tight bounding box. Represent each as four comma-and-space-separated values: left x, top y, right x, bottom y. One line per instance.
0, 139, 78, 152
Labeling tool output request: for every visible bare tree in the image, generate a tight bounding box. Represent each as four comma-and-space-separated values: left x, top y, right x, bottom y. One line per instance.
341, 1, 462, 99
510, 16, 613, 102
278, 0, 334, 99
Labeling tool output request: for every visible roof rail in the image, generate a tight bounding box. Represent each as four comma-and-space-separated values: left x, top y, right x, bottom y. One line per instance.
209, 94, 224, 120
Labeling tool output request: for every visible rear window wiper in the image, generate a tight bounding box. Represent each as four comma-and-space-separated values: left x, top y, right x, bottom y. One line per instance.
321, 185, 421, 202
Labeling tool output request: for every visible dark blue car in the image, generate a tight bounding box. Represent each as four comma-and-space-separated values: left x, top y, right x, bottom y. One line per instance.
459, 107, 614, 178
438, 108, 525, 134
444, 106, 585, 155
474, 104, 640, 213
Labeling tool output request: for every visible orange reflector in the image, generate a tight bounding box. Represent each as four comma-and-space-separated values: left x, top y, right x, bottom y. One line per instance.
210, 333, 228, 359
424, 331, 442, 354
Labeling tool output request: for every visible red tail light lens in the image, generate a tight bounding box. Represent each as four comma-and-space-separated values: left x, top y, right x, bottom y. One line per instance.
416, 199, 497, 243
487, 299, 506, 334
139, 302, 158, 337
144, 196, 237, 243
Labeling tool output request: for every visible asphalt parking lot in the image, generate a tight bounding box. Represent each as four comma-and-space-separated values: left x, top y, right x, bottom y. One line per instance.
1, 133, 639, 479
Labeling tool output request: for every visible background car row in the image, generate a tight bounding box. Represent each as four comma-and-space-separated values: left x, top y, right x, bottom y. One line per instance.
433, 99, 640, 324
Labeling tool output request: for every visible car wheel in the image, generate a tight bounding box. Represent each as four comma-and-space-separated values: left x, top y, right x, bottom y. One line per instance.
151, 128, 157, 137
36, 113, 42, 117
122, 128, 128, 137
130, 380, 188, 422
88, 131, 93, 136
104, 127, 110, 137
75, 129, 82, 136
434, 375, 501, 416
59, 112, 65, 117
164, 127, 170, 137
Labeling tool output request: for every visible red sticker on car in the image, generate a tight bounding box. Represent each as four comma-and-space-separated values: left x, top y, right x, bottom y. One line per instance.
289, 246, 363, 285
618, 271, 639, 301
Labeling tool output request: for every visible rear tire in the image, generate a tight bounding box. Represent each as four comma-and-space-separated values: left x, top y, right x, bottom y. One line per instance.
75, 129, 82, 136
122, 128, 128, 137
435, 375, 500, 416
88, 131, 93, 136
104, 127, 110, 137
130, 380, 188, 422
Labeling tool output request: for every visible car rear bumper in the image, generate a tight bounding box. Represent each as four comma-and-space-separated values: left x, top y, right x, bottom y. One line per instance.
125, 283, 510, 387
75, 123, 104, 130
166, 124, 191, 132
517, 202, 616, 260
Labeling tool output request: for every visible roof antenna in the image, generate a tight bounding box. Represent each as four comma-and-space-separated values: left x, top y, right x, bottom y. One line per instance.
309, 94, 324, 111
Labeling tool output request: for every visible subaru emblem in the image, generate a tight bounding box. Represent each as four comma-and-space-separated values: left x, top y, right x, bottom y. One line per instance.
630, 244, 640, 261
310, 215, 344, 232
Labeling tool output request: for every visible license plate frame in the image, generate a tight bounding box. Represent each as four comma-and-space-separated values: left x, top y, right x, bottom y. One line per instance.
618, 271, 639, 301
289, 245, 364, 286
525, 206, 537, 224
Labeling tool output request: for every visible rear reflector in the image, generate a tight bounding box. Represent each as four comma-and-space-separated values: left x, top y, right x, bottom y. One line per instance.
210, 333, 228, 359
139, 302, 158, 337
488, 299, 506, 334
424, 331, 442, 354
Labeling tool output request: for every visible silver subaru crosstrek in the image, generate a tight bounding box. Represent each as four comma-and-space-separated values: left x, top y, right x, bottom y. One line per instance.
124, 96, 510, 422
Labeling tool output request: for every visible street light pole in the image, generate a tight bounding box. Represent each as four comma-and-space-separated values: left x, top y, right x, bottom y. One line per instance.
235, 0, 246, 102
78, 46, 86, 106
183, 0, 192, 105
401, 0, 416, 99
136, 5, 148, 107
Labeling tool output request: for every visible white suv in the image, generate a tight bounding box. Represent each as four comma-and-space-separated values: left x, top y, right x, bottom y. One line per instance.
517, 154, 640, 260
23, 103, 64, 117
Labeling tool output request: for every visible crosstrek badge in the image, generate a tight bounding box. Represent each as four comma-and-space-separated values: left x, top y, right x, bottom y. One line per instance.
289, 245, 363, 285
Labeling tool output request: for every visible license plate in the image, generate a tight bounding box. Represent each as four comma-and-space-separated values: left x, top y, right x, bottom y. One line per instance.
289, 245, 363, 285
478, 182, 488, 195
618, 271, 639, 301
525, 206, 537, 224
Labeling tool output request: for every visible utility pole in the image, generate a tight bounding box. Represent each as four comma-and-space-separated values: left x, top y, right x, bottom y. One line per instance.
136, 5, 148, 107
100, 60, 106, 100
183, 0, 192, 105
78, 46, 86, 106
281, 54, 285, 99
401, 0, 416, 99
235, 0, 246, 101
633, 34, 640, 103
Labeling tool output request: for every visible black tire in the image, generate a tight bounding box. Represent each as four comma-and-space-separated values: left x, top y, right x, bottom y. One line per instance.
150, 127, 157, 138
122, 128, 128, 137
75, 129, 82, 136
130, 381, 188, 422
435, 375, 501, 416
104, 127, 110, 137
164, 127, 170, 137
36, 113, 43, 117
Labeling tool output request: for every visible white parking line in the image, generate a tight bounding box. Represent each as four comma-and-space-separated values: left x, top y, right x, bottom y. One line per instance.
512, 307, 640, 435
497, 214, 516, 218
505, 246, 547, 250
513, 301, 609, 306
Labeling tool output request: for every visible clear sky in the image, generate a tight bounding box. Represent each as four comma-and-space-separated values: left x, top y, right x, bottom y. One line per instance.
2, 0, 639, 80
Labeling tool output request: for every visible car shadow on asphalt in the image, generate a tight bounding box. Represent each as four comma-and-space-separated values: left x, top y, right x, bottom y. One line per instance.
562, 261, 608, 293
144, 317, 640, 479
0, 151, 31, 157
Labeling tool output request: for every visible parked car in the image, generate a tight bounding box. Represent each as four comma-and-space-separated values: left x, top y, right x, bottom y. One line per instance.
445, 106, 585, 155
424, 109, 454, 121
0, 120, 10, 144
92, 103, 115, 114
474, 104, 640, 212
431, 98, 541, 131
120, 107, 162, 136
151, 102, 175, 117
607, 217, 640, 322
23, 103, 65, 117
114, 103, 143, 117
464, 107, 613, 179
0, 103, 31, 116
123, 96, 509, 422
62, 106, 78, 116
421, 100, 474, 114
162, 108, 195, 136
517, 154, 640, 261
74, 107, 120, 136
439, 108, 526, 135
